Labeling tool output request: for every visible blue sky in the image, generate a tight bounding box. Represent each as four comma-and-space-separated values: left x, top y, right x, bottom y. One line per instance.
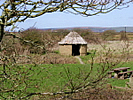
17, 3, 133, 30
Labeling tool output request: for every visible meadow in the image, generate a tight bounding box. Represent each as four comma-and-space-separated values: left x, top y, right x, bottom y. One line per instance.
15, 62, 133, 88
1, 62, 133, 99
1, 28, 133, 99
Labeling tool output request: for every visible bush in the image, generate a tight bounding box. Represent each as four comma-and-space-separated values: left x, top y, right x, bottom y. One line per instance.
20, 28, 45, 54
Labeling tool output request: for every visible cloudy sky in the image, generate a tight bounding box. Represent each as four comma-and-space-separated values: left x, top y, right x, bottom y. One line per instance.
17, 3, 133, 30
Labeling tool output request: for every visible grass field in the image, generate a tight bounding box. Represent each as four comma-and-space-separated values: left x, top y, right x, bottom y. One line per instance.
1, 38, 133, 99
34, 62, 133, 88
1, 62, 133, 94
1, 29, 133, 99
1, 56, 133, 99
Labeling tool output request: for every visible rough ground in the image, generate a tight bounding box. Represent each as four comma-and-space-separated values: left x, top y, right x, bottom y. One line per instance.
75, 56, 84, 64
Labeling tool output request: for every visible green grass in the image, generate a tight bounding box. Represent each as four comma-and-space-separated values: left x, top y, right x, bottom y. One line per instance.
0, 64, 91, 92
0, 64, 109, 94
1, 61, 133, 99
80, 50, 96, 64
107, 61, 133, 87
108, 79, 129, 87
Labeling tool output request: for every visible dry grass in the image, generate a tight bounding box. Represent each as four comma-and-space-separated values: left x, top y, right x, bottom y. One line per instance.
87, 41, 133, 62
87, 41, 129, 52
4, 40, 132, 64
30, 88, 133, 100
15, 53, 78, 64
33, 53, 78, 64
70, 88, 133, 100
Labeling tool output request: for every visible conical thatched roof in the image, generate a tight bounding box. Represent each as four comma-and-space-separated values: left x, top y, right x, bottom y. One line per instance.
58, 31, 87, 44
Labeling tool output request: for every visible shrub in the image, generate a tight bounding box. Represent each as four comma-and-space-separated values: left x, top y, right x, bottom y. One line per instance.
20, 28, 45, 54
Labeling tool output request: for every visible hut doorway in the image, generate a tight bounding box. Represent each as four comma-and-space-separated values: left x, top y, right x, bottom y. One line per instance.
72, 44, 80, 56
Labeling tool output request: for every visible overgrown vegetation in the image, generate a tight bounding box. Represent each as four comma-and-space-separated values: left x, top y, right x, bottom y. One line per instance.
0, 28, 133, 99
0, 63, 133, 99
0, 0, 133, 99
2, 28, 133, 55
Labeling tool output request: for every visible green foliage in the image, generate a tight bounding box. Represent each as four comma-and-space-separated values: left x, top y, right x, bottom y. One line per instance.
52, 50, 59, 54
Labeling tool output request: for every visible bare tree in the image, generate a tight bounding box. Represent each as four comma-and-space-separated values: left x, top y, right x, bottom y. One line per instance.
0, 0, 132, 42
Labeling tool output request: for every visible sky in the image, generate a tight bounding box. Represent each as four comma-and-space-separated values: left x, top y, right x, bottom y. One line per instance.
15, 3, 133, 30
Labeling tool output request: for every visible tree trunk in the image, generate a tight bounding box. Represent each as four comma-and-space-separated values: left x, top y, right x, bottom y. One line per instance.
0, 24, 4, 42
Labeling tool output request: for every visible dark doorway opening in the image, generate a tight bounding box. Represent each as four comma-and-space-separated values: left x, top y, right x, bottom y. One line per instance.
72, 44, 80, 56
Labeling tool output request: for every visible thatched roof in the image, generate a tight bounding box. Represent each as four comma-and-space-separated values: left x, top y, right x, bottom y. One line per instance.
58, 31, 87, 44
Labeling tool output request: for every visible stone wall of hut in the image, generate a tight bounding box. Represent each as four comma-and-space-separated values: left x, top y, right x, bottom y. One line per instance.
80, 44, 87, 56
59, 44, 87, 56
59, 44, 72, 56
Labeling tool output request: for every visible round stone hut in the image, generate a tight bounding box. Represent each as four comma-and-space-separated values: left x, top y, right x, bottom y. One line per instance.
58, 31, 87, 56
